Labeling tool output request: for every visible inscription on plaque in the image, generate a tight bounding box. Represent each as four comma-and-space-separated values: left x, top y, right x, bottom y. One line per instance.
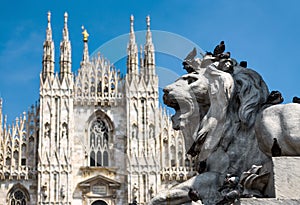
92, 185, 107, 194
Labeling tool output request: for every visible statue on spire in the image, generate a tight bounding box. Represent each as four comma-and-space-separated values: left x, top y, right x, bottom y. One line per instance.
46, 11, 52, 41
127, 15, 138, 75
146, 15, 150, 30
82, 26, 89, 42
64, 12, 68, 24
48, 11, 51, 24
130, 15, 134, 33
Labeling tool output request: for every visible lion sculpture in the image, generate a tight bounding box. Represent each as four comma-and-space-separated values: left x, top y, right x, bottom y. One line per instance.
149, 50, 300, 205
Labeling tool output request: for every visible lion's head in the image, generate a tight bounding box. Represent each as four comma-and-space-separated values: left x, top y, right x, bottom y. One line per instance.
163, 67, 210, 151
163, 52, 270, 169
153, 49, 273, 205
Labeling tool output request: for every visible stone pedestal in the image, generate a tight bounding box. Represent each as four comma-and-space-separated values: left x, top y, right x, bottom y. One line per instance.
273, 157, 300, 199
240, 198, 300, 205
240, 157, 300, 204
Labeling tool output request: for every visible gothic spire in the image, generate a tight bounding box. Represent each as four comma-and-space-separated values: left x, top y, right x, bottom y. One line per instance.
127, 15, 138, 75
146, 15, 153, 46
63, 12, 69, 40
46, 11, 52, 41
139, 45, 144, 76
81, 26, 90, 65
144, 15, 155, 79
0, 98, 2, 137
42, 11, 55, 81
59, 12, 72, 79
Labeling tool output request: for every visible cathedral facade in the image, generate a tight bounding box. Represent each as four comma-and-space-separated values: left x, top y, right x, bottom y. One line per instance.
0, 13, 196, 205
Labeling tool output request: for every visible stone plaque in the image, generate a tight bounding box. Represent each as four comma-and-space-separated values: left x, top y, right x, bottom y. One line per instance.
92, 185, 107, 194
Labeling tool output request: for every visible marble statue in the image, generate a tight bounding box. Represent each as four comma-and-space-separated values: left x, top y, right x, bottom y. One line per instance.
150, 46, 300, 205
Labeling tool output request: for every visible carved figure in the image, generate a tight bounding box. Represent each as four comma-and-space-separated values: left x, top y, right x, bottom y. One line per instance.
151, 47, 300, 204
239, 165, 270, 198
149, 185, 155, 199
151, 53, 271, 204
132, 183, 139, 200
255, 103, 300, 157
162, 69, 210, 152
44, 123, 50, 138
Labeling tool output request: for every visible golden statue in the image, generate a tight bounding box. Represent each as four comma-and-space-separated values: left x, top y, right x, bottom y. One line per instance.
81, 26, 89, 42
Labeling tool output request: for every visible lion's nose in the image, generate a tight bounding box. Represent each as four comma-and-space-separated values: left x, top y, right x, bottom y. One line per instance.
163, 87, 170, 94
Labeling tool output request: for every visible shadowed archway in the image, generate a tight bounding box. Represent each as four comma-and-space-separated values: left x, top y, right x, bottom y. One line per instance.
91, 200, 108, 205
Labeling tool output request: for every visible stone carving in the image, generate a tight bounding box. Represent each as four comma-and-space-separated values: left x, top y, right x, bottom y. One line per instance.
132, 183, 139, 200
150, 45, 300, 204
44, 122, 50, 138
217, 174, 242, 205
255, 103, 300, 157
240, 165, 270, 198
61, 122, 68, 139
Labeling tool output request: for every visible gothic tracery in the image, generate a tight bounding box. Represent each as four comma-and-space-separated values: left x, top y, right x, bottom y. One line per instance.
89, 117, 109, 167
0, 13, 189, 205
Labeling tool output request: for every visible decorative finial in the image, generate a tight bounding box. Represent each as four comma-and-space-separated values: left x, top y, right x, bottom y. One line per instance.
64, 12, 68, 24
130, 15, 134, 32
81, 26, 89, 42
46, 11, 52, 40
47, 11, 51, 23
146, 15, 150, 30
130, 15, 134, 23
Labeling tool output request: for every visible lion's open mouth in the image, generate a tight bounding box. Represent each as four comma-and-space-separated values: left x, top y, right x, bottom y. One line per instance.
163, 92, 193, 130
163, 93, 180, 111
163, 92, 181, 130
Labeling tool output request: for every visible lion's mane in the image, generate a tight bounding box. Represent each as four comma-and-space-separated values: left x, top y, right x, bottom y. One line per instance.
204, 66, 271, 176
232, 68, 269, 129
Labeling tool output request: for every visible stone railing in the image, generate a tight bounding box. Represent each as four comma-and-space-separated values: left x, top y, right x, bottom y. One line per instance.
160, 166, 197, 182
74, 92, 124, 106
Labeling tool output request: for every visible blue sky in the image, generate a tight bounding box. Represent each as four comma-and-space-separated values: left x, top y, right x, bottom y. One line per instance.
0, 0, 300, 123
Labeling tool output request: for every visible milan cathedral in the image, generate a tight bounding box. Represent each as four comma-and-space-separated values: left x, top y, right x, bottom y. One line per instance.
0, 12, 195, 205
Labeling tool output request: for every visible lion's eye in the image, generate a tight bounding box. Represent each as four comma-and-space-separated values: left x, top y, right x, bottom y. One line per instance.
183, 76, 198, 85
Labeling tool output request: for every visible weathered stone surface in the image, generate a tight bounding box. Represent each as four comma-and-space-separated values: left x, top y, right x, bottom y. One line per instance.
151, 47, 300, 205
273, 157, 300, 199
150, 51, 272, 205
255, 104, 300, 157
240, 198, 300, 205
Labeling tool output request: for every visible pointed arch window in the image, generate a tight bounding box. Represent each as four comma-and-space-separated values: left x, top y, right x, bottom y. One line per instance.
13, 151, 19, 167
97, 81, 102, 96
8, 189, 29, 205
6, 157, 11, 166
89, 117, 109, 167
90, 151, 95, 166
97, 151, 102, 166
170, 145, 176, 167
103, 151, 109, 166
